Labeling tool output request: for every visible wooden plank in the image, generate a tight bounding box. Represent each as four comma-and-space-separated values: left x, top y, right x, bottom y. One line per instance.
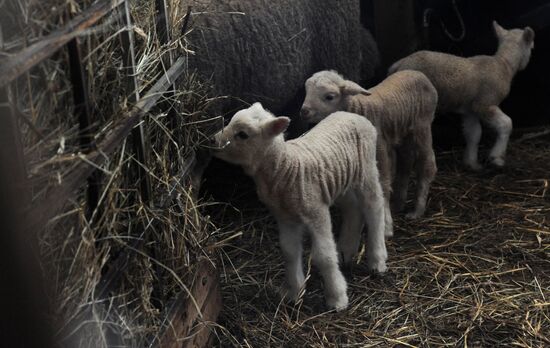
154, 0, 180, 170
23, 57, 186, 235
121, 0, 151, 203
0, 0, 125, 88
155, 0, 173, 64
67, 39, 94, 151
152, 259, 221, 348
67, 37, 101, 214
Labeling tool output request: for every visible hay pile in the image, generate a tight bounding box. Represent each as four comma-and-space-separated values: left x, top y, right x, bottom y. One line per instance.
210, 135, 550, 347
5, 0, 221, 346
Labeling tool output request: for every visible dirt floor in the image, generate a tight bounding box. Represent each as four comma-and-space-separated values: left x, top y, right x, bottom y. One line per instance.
205, 133, 550, 347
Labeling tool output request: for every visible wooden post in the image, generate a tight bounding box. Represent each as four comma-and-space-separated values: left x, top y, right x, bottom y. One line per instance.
155, 0, 174, 65
67, 37, 101, 215
155, 0, 181, 171
121, 0, 152, 204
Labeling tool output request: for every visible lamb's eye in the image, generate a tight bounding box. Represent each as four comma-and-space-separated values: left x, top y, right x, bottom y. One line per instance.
325, 94, 335, 101
235, 131, 249, 140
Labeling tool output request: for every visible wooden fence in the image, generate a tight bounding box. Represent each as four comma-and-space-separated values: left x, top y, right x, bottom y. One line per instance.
0, 0, 220, 346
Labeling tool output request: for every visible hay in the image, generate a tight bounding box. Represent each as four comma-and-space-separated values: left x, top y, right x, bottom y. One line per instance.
6, 0, 221, 346
210, 136, 550, 347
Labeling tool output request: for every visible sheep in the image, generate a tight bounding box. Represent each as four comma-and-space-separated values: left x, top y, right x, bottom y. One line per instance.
211, 102, 387, 311
301, 70, 438, 220
181, 0, 379, 134
388, 21, 535, 170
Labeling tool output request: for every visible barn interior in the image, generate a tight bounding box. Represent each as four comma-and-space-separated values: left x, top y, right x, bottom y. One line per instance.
1, 0, 549, 347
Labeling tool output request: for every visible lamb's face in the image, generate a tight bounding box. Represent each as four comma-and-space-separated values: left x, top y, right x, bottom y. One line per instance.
493, 21, 535, 71
301, 78, 343, 123
301, 70, 370, 124
212, 103, 290, 169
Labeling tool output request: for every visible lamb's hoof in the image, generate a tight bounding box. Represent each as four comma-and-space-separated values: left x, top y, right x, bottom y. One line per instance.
279, 286, 301, 303
326, 293, 349, 312
367, 258, 387, 274
341, 260, 355, 277
465, 162, 483, 172
385, 216, 394, 238
489, 156, 505, 168
405, 211, 422, 220
340, 251, 356, 269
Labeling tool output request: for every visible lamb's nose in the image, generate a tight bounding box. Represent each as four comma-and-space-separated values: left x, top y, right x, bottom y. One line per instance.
300, 107, 311, 118
208, 132, 221, 149
207, 136, 216, 147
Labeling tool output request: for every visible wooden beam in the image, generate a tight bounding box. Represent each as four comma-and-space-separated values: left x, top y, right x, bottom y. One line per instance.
0, 0, 125, 88
155, 0, 173, 63
152, 259, 221, 348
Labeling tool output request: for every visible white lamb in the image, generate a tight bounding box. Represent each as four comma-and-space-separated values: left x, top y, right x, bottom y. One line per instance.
211, 103, 387, 311
389, 21, 535, 170
301, 70, 438, 220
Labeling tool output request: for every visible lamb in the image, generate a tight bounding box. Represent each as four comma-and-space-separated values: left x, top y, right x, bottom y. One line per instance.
211, 103, 387, 311
388, 21, 535, 170
301, 70, 438, 221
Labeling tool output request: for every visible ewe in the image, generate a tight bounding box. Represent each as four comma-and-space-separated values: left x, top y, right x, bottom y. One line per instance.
301, 70, 438, 220
212, 103, 387, 311
389, 21, 535, 170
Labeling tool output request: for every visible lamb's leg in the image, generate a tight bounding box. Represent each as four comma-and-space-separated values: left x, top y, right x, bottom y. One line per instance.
392, 136, 415, 213
376, 142, 394, 237
277, 220, 305, 302
335, 191, 364, 266
406, 126, 437, 219
357, 172, 388, 273
305, 208, 348, 311
480, 105, 513, 167
461, 113, 483, 171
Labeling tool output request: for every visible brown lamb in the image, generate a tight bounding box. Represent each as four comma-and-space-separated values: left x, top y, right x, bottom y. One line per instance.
389, 21, 535, 170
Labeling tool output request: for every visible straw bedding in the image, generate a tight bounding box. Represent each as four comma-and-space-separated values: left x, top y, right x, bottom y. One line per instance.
209, 135, 550, 347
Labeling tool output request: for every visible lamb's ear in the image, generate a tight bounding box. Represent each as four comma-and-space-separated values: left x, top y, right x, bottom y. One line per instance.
493, 20, 506, 38
341, 80, 371, 96
523, 27, 535, 43
264, 117, 290, 136
251, 102, 265, 111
